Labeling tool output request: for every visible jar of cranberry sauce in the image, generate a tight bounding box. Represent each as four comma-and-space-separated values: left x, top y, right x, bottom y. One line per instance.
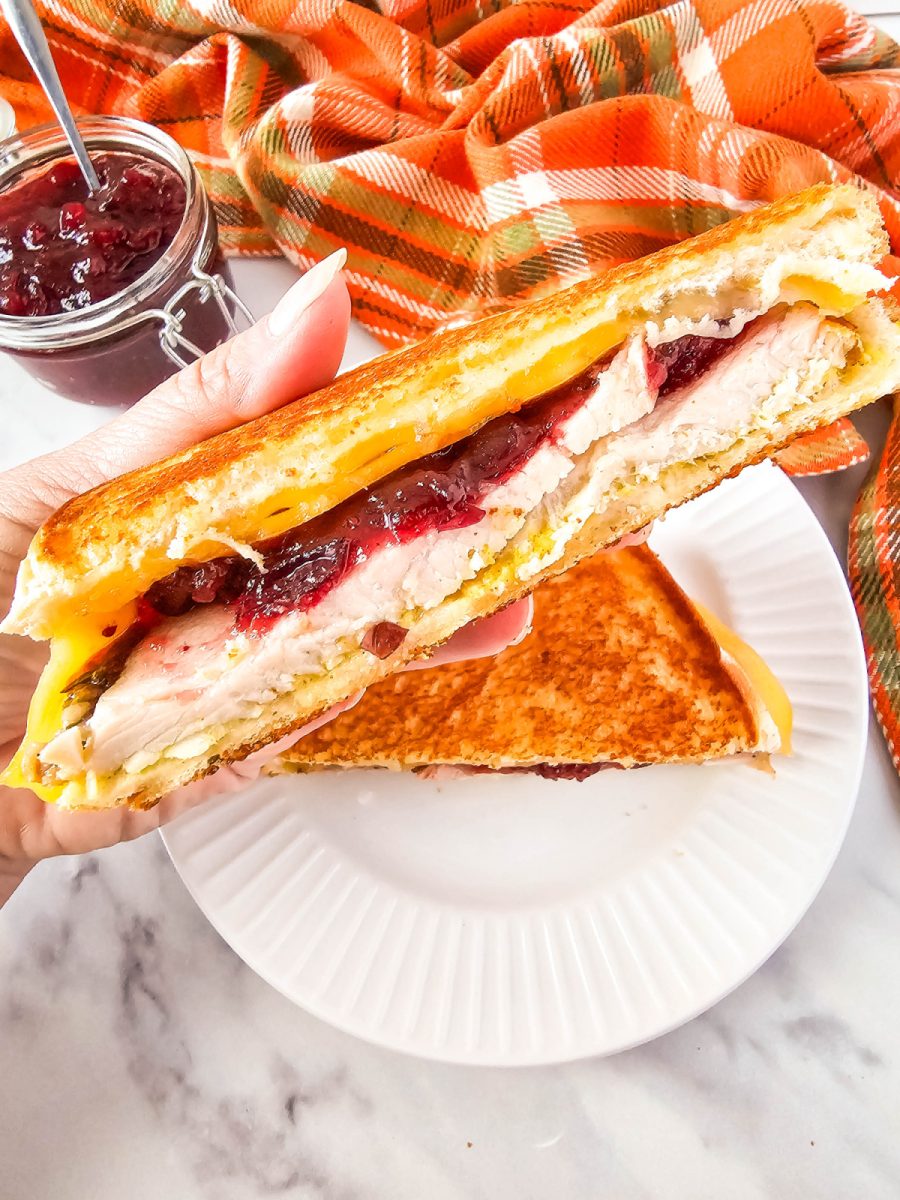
0, 116, 251, 405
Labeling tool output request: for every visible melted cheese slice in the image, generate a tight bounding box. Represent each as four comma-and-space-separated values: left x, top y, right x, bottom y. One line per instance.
695, 602, 792, 753
1, 605, 137, 802
781, 275, 865, 316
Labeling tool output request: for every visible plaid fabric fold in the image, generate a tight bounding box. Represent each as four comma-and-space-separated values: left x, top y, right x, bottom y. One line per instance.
850, 398, 900, 770
2, 0, 900, 759
776, 417, 870, 476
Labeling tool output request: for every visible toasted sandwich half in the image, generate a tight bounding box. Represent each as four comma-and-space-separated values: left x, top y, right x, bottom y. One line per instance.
2, 185, 896, 810
276, 545, 791, 777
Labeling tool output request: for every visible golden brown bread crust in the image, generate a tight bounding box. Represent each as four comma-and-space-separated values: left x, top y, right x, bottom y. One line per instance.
5, 182, 886, 637
277, 546, 764, 770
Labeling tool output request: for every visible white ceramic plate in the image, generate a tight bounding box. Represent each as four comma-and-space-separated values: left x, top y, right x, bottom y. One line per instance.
163, 462, 868, 1065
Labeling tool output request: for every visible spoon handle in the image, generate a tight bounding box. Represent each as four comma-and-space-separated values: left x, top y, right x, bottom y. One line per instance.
1, 0, 101, 192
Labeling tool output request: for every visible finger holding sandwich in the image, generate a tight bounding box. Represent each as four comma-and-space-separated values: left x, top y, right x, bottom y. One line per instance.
5, 183, 900, 820
0, 252, 352, 551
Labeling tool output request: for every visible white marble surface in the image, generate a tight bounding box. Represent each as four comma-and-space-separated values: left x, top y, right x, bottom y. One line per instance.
2, 256, 900, 1199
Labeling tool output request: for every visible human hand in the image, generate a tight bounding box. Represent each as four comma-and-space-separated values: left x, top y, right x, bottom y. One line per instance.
0, 253, 531, 897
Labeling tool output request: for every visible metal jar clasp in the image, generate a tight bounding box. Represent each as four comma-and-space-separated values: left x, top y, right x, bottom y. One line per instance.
154, 258, 253, 368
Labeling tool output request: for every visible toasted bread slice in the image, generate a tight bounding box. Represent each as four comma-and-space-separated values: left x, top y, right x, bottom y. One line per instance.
2, 185, 895, 810
277, 546, 790, 774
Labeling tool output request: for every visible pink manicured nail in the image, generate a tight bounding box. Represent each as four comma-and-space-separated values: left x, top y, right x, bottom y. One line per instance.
267, 249, 347, 337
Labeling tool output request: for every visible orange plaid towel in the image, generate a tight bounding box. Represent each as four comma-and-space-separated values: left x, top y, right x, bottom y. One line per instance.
2, 0, 900, 757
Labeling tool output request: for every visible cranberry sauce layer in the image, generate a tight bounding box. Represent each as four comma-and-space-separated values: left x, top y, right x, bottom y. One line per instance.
500, 762, 649, 779
504, 763, 615, 781
649, 329, 737, 396
146, 362, 605, 632
0, 153, 186, 316
416, 763, 631, 780
62, 323, 746, 700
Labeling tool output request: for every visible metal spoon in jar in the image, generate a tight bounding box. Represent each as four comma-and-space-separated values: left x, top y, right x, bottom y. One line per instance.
0, 0, 100, 192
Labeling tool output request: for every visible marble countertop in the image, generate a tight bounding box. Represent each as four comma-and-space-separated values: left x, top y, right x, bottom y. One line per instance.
2, 256, 900, 1200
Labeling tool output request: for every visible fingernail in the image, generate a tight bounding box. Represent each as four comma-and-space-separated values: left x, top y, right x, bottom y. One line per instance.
267, 249, 347, 337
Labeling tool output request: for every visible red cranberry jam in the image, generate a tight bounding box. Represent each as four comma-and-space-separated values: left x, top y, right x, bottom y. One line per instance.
510, 763, 612, 781
649, 328, 736, 396
0, 153, 186, 316
145, 360, 602, 631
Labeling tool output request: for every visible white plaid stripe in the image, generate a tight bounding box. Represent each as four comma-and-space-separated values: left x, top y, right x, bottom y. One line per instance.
816, 20, 878, 65
556, 29, 598, 108
521, 41, 556, 121
670, 2, 734, 121
837, 94, 900, 171
45, 33, 138, 88
379, 0, 426, 22
694, 119, 757, 165
282, 37, 333, 84
42, 0, 172, 68
483, 179, 525, 224
511, 131, 591, 277
495, 40, 530, 94
189, 0, 247, 28
483, 166, 757, 220
343, 269, 457, 324
398, 26, 414, 98
187, 149, 235, 169
279, 86, 321, 165
345, 150, 485, 229
510, 125, 546, 174
708, 0, 797, 62
678, 40, 734, 120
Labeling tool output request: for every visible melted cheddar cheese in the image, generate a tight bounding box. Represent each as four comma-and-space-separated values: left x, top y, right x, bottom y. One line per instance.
781, 276, 864, 316
2, 604, 137, 801
695, 602, 792, 753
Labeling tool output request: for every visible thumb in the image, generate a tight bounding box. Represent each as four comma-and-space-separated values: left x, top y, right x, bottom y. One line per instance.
0, 251, 351, 539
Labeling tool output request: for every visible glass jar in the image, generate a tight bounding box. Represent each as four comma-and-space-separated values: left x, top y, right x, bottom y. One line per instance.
0, 115, 251, 405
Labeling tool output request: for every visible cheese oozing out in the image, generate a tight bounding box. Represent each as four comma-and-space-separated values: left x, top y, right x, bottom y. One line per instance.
693, 602, 791, 754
